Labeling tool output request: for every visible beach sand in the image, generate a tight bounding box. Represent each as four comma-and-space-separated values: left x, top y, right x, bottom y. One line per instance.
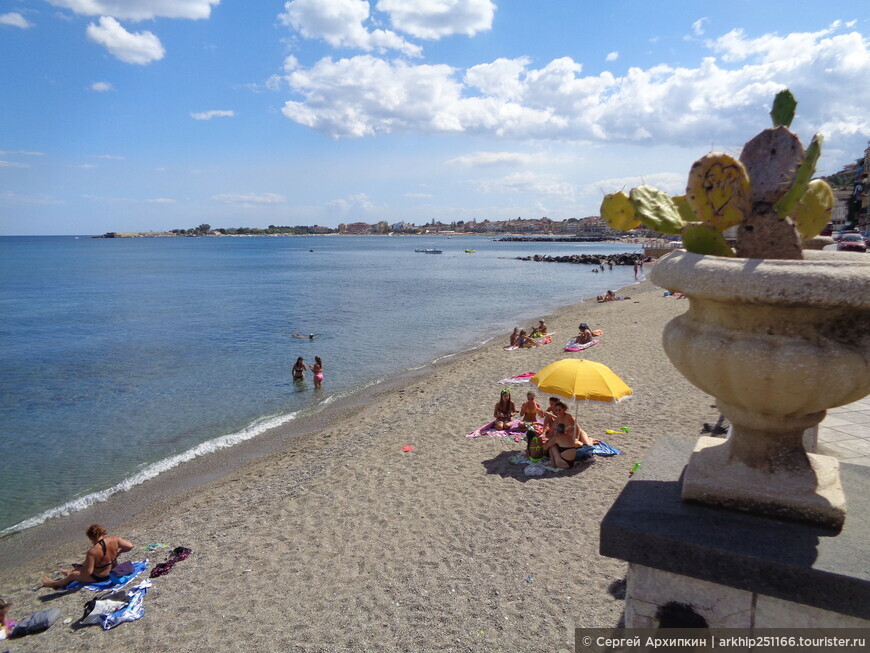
0, 277, 718, 652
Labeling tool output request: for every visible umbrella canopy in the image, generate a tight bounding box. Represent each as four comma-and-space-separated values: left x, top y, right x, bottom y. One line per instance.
531, 359, 632, 403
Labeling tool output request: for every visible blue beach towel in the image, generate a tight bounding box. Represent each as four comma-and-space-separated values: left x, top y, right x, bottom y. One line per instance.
65, 560, 149, 592
593, 441, 621, 456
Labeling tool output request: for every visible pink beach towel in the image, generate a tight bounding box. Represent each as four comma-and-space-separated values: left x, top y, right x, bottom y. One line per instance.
498, 372, 536, 385
564, 339, 599, 352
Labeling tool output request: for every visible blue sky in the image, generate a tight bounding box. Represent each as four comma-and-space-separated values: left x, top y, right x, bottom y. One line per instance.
1, 1, 868, 235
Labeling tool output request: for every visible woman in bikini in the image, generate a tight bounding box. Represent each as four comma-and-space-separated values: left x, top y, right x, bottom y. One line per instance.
309, 356, 324, 388
292, 357, 306, 382
519, 391, 543, 424
40, 524, 134, 588
493, 390, 517, 431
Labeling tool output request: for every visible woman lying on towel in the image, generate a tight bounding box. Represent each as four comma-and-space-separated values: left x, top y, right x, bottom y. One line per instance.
40, 524, 134, 588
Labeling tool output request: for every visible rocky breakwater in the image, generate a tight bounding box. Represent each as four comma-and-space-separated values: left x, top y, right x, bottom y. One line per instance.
516, 252, 644, 266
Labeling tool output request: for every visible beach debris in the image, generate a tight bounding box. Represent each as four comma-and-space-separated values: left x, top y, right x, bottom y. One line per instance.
605, 427, 630, 434
629, 462, 641, 477
402, 445, 414, 452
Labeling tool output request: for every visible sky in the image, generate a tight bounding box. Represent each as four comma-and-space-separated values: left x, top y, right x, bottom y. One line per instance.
1, 1, 868, 235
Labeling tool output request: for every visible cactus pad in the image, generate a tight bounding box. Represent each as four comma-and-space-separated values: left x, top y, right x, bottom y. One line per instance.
793, 179, 834, 240
672, 195, 697, 223
685, 153, 751, 231
740, 126, 805, 206
628, 185, 685, 235
600, 192, 640, 232
774, 133, 824, 219
681, 222, 735, 257
770, 89, 797, 128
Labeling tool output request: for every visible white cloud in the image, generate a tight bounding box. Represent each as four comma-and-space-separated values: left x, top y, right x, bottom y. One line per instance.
190, 110, 236, 120
376, 0, 495, 39
90, 81, 114, 92
447, 151, 545, 167
692, 18, 709, 36
212, 193, 286, 205
145, 198, 176, 203
0, 12, 34, 28
0, 150, 43, 156
0, 160, 30, 168
95, 154, 125, 160
86, 16, 165, 65
405, 192, 433, 198
474, 171, 576, 201
278, 24, 870, 155
327, 192, 380, 214
606, 51, 618, 62
279, 0, 421, 57
46, 1, 219, 21
590, 172, 686, 198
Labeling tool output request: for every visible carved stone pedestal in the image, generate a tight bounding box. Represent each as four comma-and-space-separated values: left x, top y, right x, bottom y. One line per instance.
600, 438, 870, 628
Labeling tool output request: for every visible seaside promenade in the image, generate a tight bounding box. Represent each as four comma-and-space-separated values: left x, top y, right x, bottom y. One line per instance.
818, 396, 870, 466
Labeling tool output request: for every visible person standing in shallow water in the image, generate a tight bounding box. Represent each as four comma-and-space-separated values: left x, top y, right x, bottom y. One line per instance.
309, 356, 324, 388
293, 357, 306, 382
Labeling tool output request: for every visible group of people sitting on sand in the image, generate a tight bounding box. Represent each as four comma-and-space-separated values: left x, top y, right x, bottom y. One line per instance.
493, 390, 598, 469
507, 319, 549, 348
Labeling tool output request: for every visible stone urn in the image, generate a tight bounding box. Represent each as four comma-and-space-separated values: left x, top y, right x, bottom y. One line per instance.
650, 249, 870, 529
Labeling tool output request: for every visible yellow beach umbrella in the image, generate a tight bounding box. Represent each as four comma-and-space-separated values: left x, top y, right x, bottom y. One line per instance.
531, 359, 632, 403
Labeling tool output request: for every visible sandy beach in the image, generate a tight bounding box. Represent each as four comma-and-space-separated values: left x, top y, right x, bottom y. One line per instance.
0, 276, 718, 652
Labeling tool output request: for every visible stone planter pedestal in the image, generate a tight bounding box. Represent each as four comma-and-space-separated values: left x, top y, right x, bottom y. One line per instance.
649, 250, 870, 529
600, 438, 870, 628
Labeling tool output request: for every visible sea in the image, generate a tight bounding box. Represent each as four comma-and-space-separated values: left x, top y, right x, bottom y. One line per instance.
0, 235, 642, 536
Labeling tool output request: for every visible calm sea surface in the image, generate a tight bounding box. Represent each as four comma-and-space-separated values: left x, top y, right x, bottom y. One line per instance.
0, 235, 641, 534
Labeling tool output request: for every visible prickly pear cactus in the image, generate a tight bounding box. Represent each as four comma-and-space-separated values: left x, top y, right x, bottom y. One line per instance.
598, 91, 835, 262
686, 153, 751, 231
627, 186, 684, 235
793, 178, 835, 240
600, 192, 640, 232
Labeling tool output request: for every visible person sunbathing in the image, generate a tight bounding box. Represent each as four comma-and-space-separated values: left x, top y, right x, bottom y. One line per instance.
493, 389, 517, 431
541, 397, 559, 436
597, 290, 617, 302
516, 330, 539, 348
509, 327, 519, 347
544, 423, 580, 468
40, 524, 134, 588
575, 323, 594, 344
519, 391, 544, 424
544, 401, 596, 448
532, 320, 548, 335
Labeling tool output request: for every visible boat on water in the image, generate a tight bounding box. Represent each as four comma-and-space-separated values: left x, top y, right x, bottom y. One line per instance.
464, 249, 475, 253
414, 248, 443, 254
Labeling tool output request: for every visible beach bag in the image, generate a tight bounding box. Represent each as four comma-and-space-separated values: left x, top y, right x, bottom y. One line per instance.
81, 598, 126, 625
10, 608, 61, 637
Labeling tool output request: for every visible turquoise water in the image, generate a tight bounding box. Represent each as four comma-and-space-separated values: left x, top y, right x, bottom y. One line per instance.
0, 235, 641, 534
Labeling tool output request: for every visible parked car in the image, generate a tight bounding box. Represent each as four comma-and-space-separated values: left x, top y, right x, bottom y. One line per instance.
820, 222, 833, 237
837, 233, 867, 253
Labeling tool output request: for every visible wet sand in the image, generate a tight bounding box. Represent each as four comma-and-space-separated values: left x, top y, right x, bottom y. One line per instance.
0, 277, 717, 652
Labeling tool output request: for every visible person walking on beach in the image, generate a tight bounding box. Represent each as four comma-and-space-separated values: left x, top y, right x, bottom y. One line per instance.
309, 356, 324, 388
293, 357, 306, 382
493, 390, 517, 431
40, 525, 134, 588
633, 262, 639, 279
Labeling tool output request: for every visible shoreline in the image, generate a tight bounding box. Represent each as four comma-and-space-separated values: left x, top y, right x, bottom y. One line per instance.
0, 269, 646, 557
0, 274, 719, 651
